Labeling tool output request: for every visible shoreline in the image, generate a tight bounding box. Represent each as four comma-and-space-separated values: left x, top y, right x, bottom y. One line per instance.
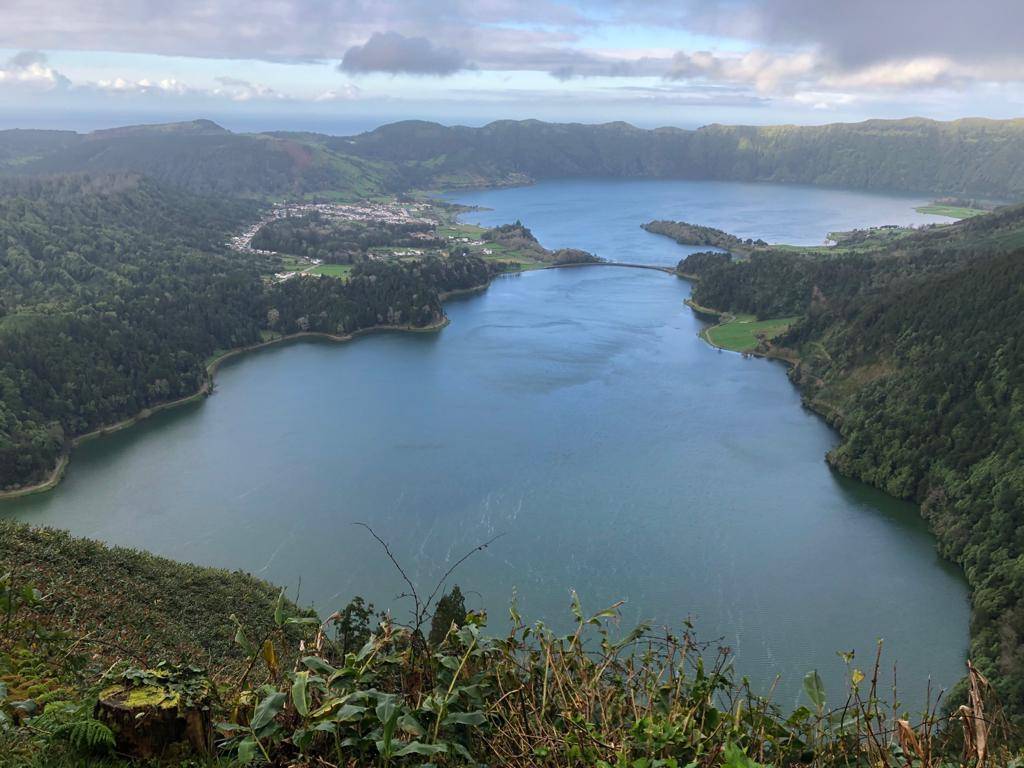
0, 315, 451, 501
683, 298, 800, 365
3, 261, 737, 501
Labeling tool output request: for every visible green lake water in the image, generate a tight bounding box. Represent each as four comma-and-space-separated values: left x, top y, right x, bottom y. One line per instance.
2, 179, 968, 707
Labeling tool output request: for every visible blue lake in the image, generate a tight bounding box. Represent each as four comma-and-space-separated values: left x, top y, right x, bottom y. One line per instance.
3, 179, 967, 707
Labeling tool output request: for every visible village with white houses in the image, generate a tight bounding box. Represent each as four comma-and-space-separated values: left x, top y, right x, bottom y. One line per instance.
228, 198, 502, 281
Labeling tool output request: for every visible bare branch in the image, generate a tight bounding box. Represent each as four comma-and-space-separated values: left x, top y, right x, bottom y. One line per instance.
423, 532, 506, 617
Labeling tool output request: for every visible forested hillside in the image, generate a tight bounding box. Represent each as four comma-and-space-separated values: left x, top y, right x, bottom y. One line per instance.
1, 120, 393, 198
0, 175, 498, 490
0, 175, 268, 485
333, 117, 1024, 199
683, 206, 1024, 722
5, 116, 1024, 199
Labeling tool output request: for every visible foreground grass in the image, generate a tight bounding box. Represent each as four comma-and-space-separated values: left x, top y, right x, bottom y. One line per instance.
0, 521, 300, 681
1, 521, 1018, 766
705, 314, 798, 353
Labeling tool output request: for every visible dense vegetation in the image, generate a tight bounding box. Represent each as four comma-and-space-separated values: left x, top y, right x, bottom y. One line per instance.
479, 220, 600, 265
0, 521, 298, 677
330, 117, 1024, 199
677, 250, 732, 277
265, 255, 499, 336
0, 174, 268, 486
643, 220, 765, 256
1, 121, 393, 198
0, 175, 500, 490
1, 522, 1014, 767
682, 205, 1024, 726
6, 117, 1024, 200
252, 214, 442, 264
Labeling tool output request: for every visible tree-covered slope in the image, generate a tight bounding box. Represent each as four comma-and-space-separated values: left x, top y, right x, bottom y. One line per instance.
3, 121, 393, 198
0, 175, 498, 490
684, 207, 1024, 722
335, 117, 1024, 198
8, 116, 1024, 199
0, 174, 269, 485
0, 128, 78, 169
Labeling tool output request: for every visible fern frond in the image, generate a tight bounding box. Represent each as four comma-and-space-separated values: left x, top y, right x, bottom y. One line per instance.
53, 717, 115, 753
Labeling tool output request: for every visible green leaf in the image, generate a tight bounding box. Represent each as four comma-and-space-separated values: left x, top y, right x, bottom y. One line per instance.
307, 695, 350, 719
291, 671, 310, 718
237, 737, 259, 764
393, 741, 449, 757
803, 670, 826, 711
274, 588, 286, 626
302, 656, 337, 675
355, 638, 376, 661
439, 655, 461, 671
331, 703, 367, 723
722, 743, 763, 768
293, 727, 314, 751
442, 711, 486, 727
376, 696, 400, 756
570, 590, 583, 622
398, 712, 426, 736
786, 705, 812, 725
232, 620, 255, 655
251, 691, 287, 731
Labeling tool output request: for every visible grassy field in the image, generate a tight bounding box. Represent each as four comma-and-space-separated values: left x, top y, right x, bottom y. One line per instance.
705, 314, 798, 353
278, 256, 310, 270
308, 263, 353, 278
915, 204, 988, 219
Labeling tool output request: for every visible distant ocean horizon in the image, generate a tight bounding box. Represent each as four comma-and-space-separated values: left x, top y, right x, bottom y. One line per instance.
0, 110, 393, 135
0, 109, 710, 136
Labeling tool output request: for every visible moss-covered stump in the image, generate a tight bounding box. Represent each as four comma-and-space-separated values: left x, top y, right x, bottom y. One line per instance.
95, 664, 214, 759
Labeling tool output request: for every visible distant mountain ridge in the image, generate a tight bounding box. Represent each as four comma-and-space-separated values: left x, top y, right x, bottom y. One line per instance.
2, 116, 1024, 199
0, 120, 393, 198
331, 116, 1024, 198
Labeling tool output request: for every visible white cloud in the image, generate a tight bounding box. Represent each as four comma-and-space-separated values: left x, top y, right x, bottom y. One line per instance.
314, 84, 362, 102
213, 76, 282, 101
667, 49, 818, 93
0, 50, 70, 89
824, 58, 955, 90
94, 77, 193, 95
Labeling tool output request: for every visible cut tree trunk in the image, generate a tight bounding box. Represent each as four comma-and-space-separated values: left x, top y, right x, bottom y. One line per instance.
95, 673, 213, 759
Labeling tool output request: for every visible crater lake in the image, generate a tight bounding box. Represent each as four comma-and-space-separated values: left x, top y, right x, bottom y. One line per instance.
2, 179, 968, 706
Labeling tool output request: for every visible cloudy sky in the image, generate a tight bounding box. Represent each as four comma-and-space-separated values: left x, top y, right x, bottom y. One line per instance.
2, 0, 1023, 132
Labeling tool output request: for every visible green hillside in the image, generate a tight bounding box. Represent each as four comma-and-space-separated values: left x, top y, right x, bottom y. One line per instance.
1, 121, 393, 198
6, 116, 1024, 200
335, 117, 1024, 199
0, 175, 496, 490
682, 205, 1024, 725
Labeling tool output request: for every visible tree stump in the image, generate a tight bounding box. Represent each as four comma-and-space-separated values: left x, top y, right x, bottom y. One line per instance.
94, 666, 214, 759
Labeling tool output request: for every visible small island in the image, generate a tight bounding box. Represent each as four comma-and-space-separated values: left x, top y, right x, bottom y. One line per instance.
641, 219, 766, 257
